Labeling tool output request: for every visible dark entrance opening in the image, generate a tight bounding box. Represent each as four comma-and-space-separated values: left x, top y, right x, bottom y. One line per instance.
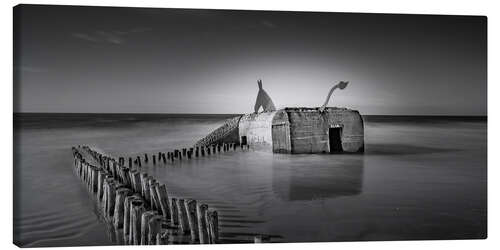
329, 127, 343, 153
241, 136, 247, 146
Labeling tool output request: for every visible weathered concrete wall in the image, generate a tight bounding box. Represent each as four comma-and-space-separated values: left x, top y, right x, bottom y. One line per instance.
286, 108, 364, 153
238, 111, 277, 146
271, 110, 292, 153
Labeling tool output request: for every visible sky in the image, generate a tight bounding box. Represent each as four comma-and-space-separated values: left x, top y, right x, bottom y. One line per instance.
14, 5, 487, 115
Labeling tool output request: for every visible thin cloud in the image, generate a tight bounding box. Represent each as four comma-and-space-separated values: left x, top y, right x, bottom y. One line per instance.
71, 27, 152, 45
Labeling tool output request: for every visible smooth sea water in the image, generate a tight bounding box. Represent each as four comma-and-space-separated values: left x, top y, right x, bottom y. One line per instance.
13, 113, 487, 246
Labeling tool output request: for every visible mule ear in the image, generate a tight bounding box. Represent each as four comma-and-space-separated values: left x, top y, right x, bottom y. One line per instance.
257, 79, 262, 89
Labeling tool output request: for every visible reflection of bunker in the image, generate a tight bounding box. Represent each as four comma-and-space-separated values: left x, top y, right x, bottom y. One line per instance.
196, 107, 364, 154
272, 158, 364, 201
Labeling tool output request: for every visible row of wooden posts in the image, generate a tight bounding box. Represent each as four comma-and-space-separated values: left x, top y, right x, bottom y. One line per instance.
116, 142, 249, 168
71, 145, 219, 245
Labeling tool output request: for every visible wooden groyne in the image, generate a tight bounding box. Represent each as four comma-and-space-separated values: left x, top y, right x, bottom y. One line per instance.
71, 145, 220, 245
112, 142, 245, 169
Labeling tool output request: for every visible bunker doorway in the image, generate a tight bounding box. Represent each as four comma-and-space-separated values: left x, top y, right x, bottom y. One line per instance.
241, 136, 247, 146
329, 127, 343, 153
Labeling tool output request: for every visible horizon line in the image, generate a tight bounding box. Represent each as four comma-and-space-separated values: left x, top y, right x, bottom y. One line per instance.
12, 112, 487, 117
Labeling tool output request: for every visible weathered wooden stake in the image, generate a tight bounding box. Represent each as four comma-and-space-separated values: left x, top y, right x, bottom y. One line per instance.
113, 188, 132, 228
197, 203, 209, 244
136, 156, 142, 167
206, 210, 219, 244
148, 215, 163, 245
130, 200, 146, 245
106, 180, 117, 218
123, 195, 140, 241
97, 170, 105, 200
155, 184, 170, 219
148, 179, 158, 210
153, 155, 156, 165
169, 198, 179, 225
144, 153, 148, 163
185, 199, 199, 242
141, 210, 158, 245
140, 173, 150, 202
176, 198, 189, 234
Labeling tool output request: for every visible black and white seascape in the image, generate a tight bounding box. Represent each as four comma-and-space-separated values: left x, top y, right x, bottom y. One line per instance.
13, 5, 486, 247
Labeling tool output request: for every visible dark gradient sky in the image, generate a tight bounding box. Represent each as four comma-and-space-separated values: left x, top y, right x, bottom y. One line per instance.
14, 5, 487, 115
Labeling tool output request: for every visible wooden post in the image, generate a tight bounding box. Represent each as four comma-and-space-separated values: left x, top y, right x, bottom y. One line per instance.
144, 153, 148, 163
140, 173, 150, 203
201, 147, 205, 156
153, 155, 156, 165
91, 167, 98, 193
129, 157, 132, 168
182, 148, 187, 157
207, 146, 211, 155
140, 210, 158, 245
155, 184, 170, 219
206, 210, 219, 244
123, 195, 141, 242
197, 203, 209, 244
169, 198, 179, 225
130, 200, 146, 245
149, 179, 159, 210
121, 167, 130, 187
148, 215, 163, 245
176, 198, 189, 234
136, 156, 141, 167
97, 170, 105, 200
131, 171, 141, 194
105, 179, 116, 218
185, 199, 199, 242
162, 153, 166, 164
113, 188, 132, 228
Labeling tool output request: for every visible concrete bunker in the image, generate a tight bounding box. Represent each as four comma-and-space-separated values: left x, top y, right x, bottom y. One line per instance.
238, 107, 364, 154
